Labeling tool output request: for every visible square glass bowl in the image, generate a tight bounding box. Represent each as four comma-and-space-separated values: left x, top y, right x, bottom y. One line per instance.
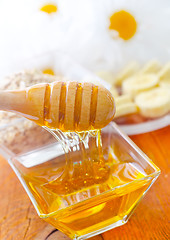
0, 51, 160, 239
0, 120, 160, 240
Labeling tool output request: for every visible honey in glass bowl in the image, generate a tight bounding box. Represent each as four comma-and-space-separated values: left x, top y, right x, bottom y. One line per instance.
6, 122, 160, 240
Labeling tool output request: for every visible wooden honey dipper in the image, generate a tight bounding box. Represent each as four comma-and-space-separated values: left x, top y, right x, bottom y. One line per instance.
0, 81, 115, 132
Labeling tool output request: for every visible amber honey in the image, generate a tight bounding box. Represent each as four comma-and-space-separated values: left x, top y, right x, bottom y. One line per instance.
19, 129, 153, 239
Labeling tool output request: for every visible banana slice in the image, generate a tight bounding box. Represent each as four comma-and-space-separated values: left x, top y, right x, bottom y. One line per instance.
115, 102, 138, 118
96, 71, 114, 85
122, 74, 159, 96
135, 88, 170, 118
114, 62, 139, 86
110, 86, 119, 97
158, 63, 170, 89
115, 94, 132, 106
140, 60, 161, 74
159, 78, 170, 88
158, 62, 170, 80
114, 95, 137, 118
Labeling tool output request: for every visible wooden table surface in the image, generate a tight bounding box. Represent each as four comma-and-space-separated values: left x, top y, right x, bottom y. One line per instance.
0, 126, 169, 240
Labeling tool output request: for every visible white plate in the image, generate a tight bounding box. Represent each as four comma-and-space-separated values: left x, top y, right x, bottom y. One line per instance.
119, 114, 170, 135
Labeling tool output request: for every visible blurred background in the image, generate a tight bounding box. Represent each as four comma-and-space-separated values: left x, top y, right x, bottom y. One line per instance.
0, 0, 170, 73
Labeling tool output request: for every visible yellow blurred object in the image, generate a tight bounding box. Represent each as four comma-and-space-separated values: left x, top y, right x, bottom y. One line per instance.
159, 78, 170, 88
115, 94, 132, 106
115, 95, 138, 118
109, 10, 137, 40
115, 102, 138, 118
40, 4, 57, 14
42, 68, 55, 75
158, 62, 170, 80
110, 86, 119, 97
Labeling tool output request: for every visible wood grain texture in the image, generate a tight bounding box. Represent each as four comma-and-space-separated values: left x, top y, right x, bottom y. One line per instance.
0, 126, 169, 240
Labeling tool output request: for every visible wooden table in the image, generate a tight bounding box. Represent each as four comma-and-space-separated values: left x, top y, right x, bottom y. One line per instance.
0, 126, 169, 240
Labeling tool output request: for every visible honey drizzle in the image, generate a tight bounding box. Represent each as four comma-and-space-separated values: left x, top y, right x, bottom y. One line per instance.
74, 83, 83, 130
59, 83, 67, 130
43, 127, 108, 194
90, 85, 98, 127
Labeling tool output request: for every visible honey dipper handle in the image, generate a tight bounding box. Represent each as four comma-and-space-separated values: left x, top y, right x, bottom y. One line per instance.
0, 84, 47, 124
0, 90, 26, 111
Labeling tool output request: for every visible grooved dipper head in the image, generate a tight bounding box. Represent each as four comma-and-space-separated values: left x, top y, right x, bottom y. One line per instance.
13, 81, 116, 132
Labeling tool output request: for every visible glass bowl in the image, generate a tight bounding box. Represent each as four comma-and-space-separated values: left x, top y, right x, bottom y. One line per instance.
0, 119, 160, 239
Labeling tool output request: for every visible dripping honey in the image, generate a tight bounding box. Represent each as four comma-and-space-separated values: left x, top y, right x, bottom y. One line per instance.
19, 130, 152, 239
